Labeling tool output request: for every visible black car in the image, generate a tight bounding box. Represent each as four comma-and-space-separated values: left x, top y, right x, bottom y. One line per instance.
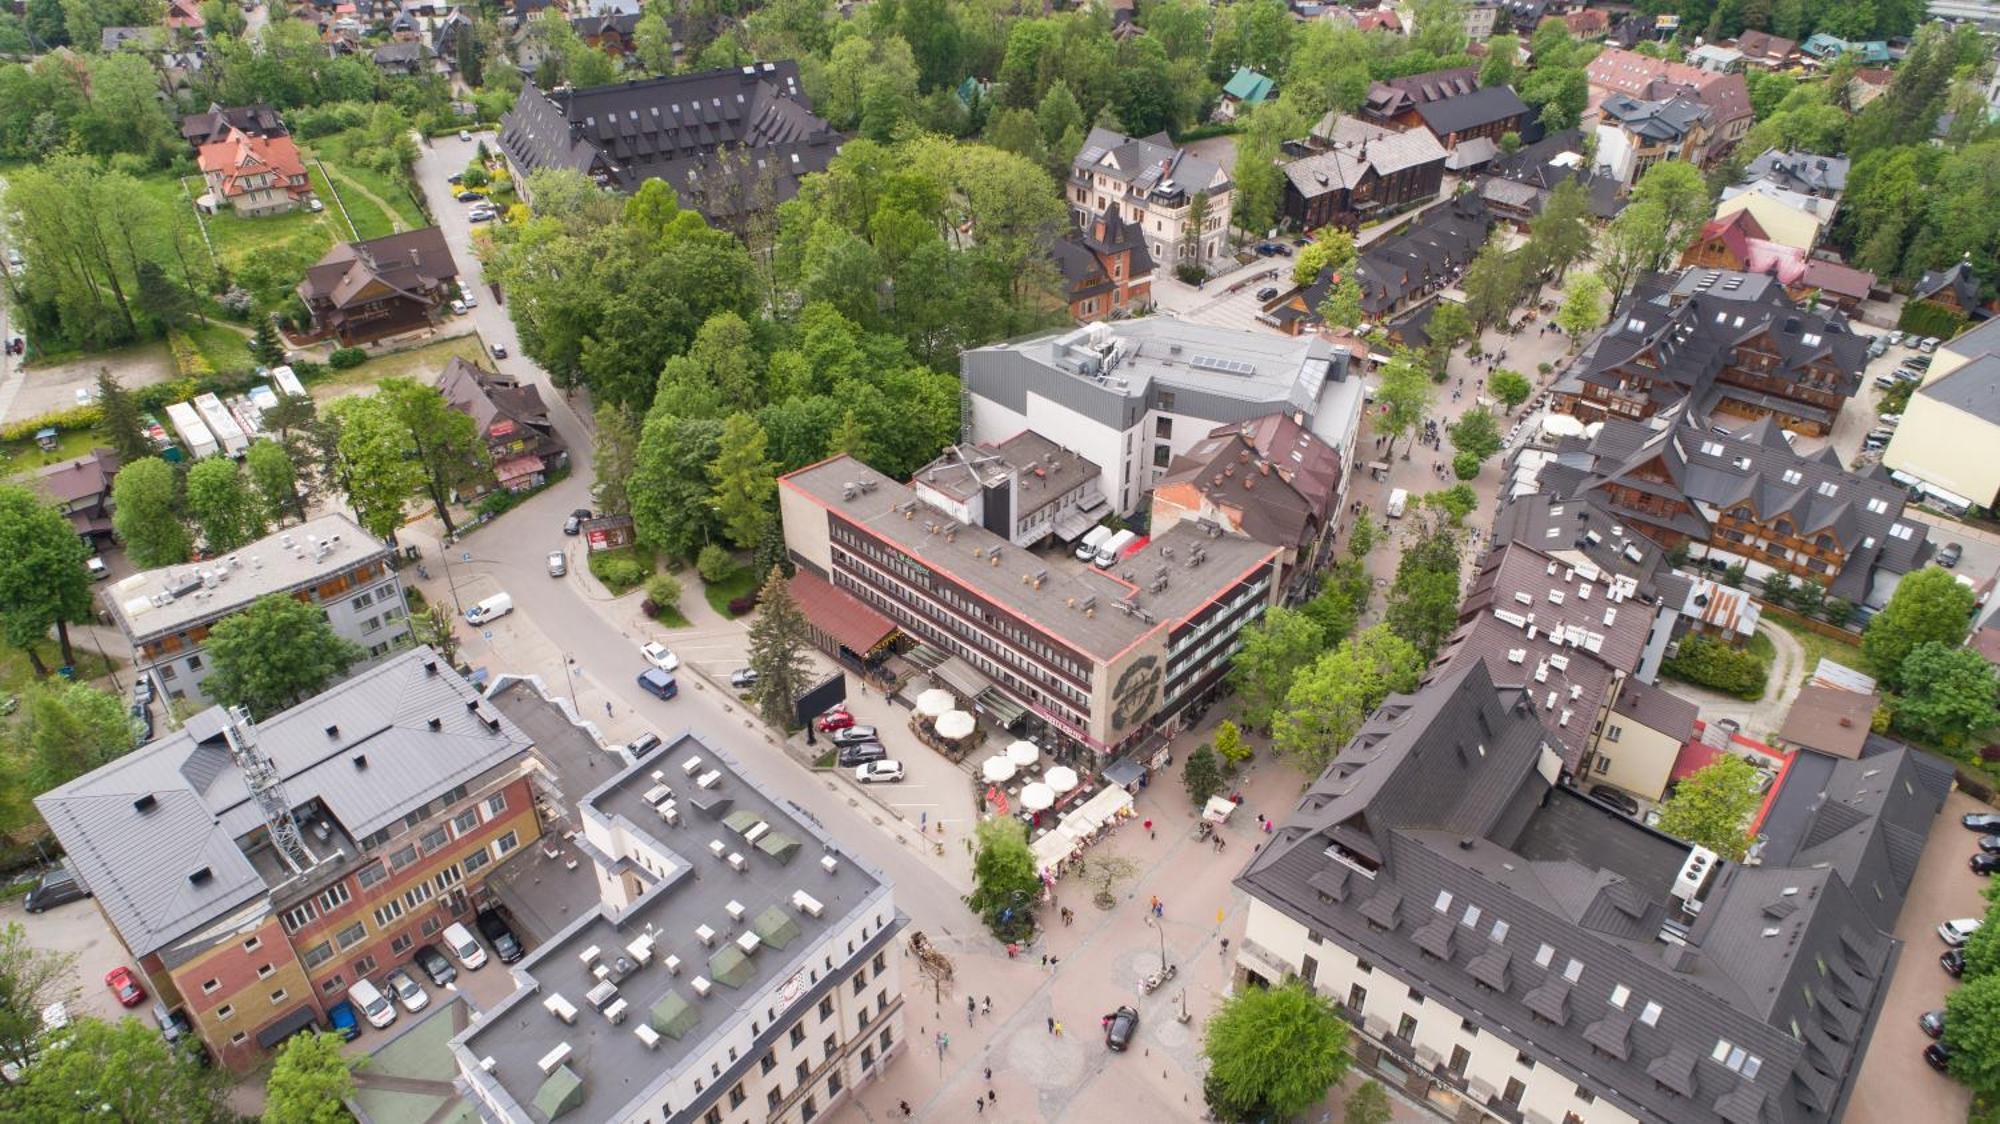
1943, 948, 1966, 977
1921, 1009, 1947, 1038
563, 508, 592, 535
1587, 784, 1640, 817
24, 864, 90, 913
1965, 812, 2000, 832
476, 908, 525, 963
836, 742, 888, 768
1908, 355, 1933, 371
729, 668, 759, 689
1255, 286, 1280, 301
412, 944, 457, 987
1975, 853, 2000, 876
1105, 1006, 1139, 1051
1926, 1041, 1954, 1073
1939, 542, 1964, 568
829, 726, 880, 747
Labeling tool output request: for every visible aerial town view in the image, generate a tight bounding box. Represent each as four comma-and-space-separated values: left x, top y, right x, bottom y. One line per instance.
6, 0, 2000, 1120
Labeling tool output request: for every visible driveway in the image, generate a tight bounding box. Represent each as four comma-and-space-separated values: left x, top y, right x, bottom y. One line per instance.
1657, 621, 1808, 742
0, 343, 179, 428
0, 892, 139, 1029
1844, 787, 1988, 1124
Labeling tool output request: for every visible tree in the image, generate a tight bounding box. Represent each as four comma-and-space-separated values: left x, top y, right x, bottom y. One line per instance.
1424, 300, 1475, 371
1227, 606, 1326, 732
1184, 744, 1225, 807
967, 816, 1040, 939
245, 439, 304, 525
1945, 972, 2000, 1100
1479, 34, 1519, 88
1628, 160, 1711, 257
708, 413, 778, 550
1345, 1081, 1393, 1124
409, 603, 463, 670
590, 401, 640, 518
323, 396, 420, 540
263, 1031, 359, 1124
1318, 276, 1364, 332
250, 317, 286, 366
1527, 178, 1593, 282
0, 923, 76, 1078
0, 485, 93, 672
1271, 627, 1424, 772
184, 457, 266, 553
1385, 520, 1461, 661
1448, 407, 1502, 463
1489, 369, 1532, 413
1201, 980, 1350, 1122
633, 8, 674, 75
1425, 483, 1479, 523
110, 456, 189, 568
1, 1015, 229, 1121
1376, 348, 1435, 459
1600, 199, 1668, 304
1657, 756, 1761, 860
1555, 271, 1608, 342
1962, 896, 2000, 981
1293, 229, 1357, 288
1891, 642, 2000, 751
133, 259, 194, 331
379, 378, 489, 536
747, 567, 812, 728
12, 681, 135, 793
203, 594, 364, 717
1212, 718, 1251, 768
1461, 240, 1527, 328
94, 369, 152, 465
632, 414, 725, 559
1863, 567, 1976, 689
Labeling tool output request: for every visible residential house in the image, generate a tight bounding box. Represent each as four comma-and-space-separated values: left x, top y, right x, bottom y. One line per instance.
498, 63, 842, 222
296, 228, 459, 346
1738, 149, 1849, 210
1716, 180, 1836, 252
1563, 8, 1609, 38
1733, 30, 1798, 69
912, 431, 1108, 551
1911, 260, 1988, 319
371, 40, 430, 74
34, 447, 121, 549
197, 127, 313, 216
1585, 48, 1752, 164
1776, 683, 1879, 760
1069, 127, 1234, 270
1492, 0, 1544, 31
1593, 677, 1701, 801
1477, 128, 1626, 224
1792, 260, 1875, 312
1848, 67, 1893, 108
571, 10, 639, 54
101, 26, 163, 52
1267, 195, 1497, 332
1053, 208, 1155, 322
1412, 86, 1530, 153
181, 103, 288, 150
1152, 415, 1345, 603
163, 0, 203, 30
1354, 7, 1402, 32
36, 649, 542, 1070
1465, 0, 1497, 40
1883, 317, 2000, 511
1595, 92, 1710, 185
1358, 67, 1479, 130
435, 357, 567, 494
1554, 267, 1865, 436
1283, 115, 1448, 231
1800, 34, 1890, 65
1686, 44, 1744, 74
1216, 67, 1275, 121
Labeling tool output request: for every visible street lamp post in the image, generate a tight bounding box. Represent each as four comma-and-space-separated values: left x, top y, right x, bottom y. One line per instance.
1147, 913, 1167, 974
438, 541, 465, 616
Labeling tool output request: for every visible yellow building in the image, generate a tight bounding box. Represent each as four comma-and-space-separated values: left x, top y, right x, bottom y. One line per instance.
1712, 190, 1824, 253
1882, 318, 2000, 512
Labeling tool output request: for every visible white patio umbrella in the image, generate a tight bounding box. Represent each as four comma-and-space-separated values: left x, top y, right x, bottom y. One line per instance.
981, 755, 1017, 783
916, 688, 955, 718
1020, 782, 1056, 812
1044, 765, 1079, 794
1006, 740, 1040, 767
935, 710, 976, 741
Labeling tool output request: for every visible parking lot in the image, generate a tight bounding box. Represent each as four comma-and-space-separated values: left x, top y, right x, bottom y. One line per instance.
0, 890, 136, 1029
1845, 787, 1990, 1122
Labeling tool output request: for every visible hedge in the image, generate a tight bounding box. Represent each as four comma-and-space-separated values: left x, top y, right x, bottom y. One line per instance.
1898, 298, 1968, 340
329, 347, 368, 369
167, 330, 215, 380
2, 403, 102, 442
1661, 634, 1768, 700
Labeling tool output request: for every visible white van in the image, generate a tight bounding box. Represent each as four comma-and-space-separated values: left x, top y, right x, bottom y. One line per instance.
441, 922, 488, 970
1093, 529, 1138, 568
1386, 488, 1409, 519
349, 979, 397, 1030
465, 592, 513, 625
1074, 525, 1113, 562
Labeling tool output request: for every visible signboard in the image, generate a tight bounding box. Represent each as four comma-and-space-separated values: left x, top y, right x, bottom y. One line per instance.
582, 515, 637, 553
793, 673, 848, 728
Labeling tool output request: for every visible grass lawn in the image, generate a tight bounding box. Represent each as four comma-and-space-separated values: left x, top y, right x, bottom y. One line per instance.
312, 160, 398, 241
306, 166, 360, 241
703, 566, 760, 617
1, 428, 102, 478
309, 335, 487, 400
185, 323, 254, 373
1770, 616, 1872, 685
202, 198, 339, 275
306, 131, 426, 232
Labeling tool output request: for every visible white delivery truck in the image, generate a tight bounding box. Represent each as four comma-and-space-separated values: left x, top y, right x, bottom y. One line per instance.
1074, 525, 1114, 562
1093, 529, 1139, 568
466, 592, 514, 625
1386, 488, 1409, 518
164, 401, 218, 460
193, 393, 249, 456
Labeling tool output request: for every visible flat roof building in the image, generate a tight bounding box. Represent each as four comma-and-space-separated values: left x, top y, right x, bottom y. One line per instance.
105, 513, 411, 706
453, 731, 904, 1124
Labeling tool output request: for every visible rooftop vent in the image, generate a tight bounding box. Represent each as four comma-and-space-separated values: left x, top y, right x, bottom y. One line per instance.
324, 725, 339, 739
423, 660, 438, 676
691, 976, 712, 998
427, 717, 442, 731
189, 867, 213, 886
537, 1042, 572, 1074
352, 754, 368, 770
820, 854, 839, 875
133, 794, 157, 814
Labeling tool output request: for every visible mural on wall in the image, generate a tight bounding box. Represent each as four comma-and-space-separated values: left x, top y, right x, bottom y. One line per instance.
1111, 655, 1160, 731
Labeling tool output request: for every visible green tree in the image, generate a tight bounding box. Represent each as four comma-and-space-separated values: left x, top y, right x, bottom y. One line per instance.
747, 567, 812, 728
1318, 276, 1364, 331
94, 368, 152, 465
1461, 239, 1527, 328
1599, 199, 1667, 303
1293, 229, 1357, 288
1489, 369, 1532, 413
1227, 606, 1326, 732
0, 485, 94, 672
1385, 520, 1461, 661
1201, 980, 1350, 1122
380, 378, 489, 536
708, 412, 778, 549
1555, 271, 1608, 342
12, 681, 136, 793
409, 603, 463, 670
1345, 1080, 1393, 1124
828, 408, 870, 461
592, 401, 641, 518
633, 8, 674, 75
632, 414, 726, 560
1376, 348, 1435, 458
263, 1031, 359, 1124
204, 593, 365, 717
1184, 743, 1225, 807
323, 396, 421, 540
0, 923, 77, 1079
1863, 567, 1976, 689
1447, 407, 1501, 463
110, 456, 190, 569
1527, 178, 1594, 282
245, 438, 305, 525
1, 1014, 228, 1122
184, 456, 266, 553
967, 816, 1040, 941
1891, 642, 2000, 750
1627, 160, 1711, 257
1424, 300, 1475, 372
1944, 971, 2000, 1100
1272, 626, 1424, 772
1657, 756, 1761, 860
1424, 483, 1479, 523
1962, 895, 2000, 981
1212, 718, 1251, 768
1479, 34, 1519, 87
133, 259, 194, 332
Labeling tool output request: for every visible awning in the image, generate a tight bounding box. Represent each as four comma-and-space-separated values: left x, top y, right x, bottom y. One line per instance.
933, 655, 994, 700
975, 686, 1028, 726
255, 1004, 321, 1048
1102, 756, 1146, 788
789, 570, 897, 656
494, 453, 545, 482
1054, 495, 1111, 541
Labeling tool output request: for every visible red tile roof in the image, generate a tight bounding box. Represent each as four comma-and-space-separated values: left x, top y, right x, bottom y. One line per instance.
197, 127, 309, 200
790, 570, 897, 656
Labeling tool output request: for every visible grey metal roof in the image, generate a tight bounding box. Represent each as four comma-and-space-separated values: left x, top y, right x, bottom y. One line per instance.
1073, 127, 1230, 196
1237, 661, 1924, 1124
1916, 353, 2000, 424
1739, 149, 1849, 197
35, 648, 531, 958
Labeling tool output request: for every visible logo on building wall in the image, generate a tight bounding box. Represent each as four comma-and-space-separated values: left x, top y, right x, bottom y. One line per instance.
1111, 656, 1160, 730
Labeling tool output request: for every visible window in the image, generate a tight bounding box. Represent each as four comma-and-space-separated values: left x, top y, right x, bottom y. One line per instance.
493, 831, 519, 857
390, 933, 413, 954
485, 792, 507, 818
389, 844, 419, 870
1889, 522, 1914, 540
1610, 985, 1630, 1009
819, 996, 834, 1021
270, 988, 288, 1005
823, 1033, 836, 1058
230, 1032, 247, 1046
705, 1110, 723, 1124
861, 1045, 875, 1071
317, 882, 351, 913
1153, 444, 1172, 468
336, 922, 366, 950
1516, 1051, 1535, 1070
1605, 724, 1623, 742
320, 975, 345, 993
790, 1024, 806, 1048
350, 590, 375, 611
767, 1088, 783, 1111
1347, 983, 1368, 1012
462, 847, 491, 875
1433, 889, 1454, 913
303, 942, 333, 970
216, 1004, 235, 1021
352, 955, 377, 975
1563, 958, 1584, 983
280, 902, 316, 932
403, 882, 434, 910
257, 963, 276, 979
1782, 469, 1803, 485
874, 952, 887, 974
1155, 417, 1172, 439
373, 900, 404, 929
1159, 391, 1175, 411
1502, 1078, 1527, 1107
1461, 904, 1482, 929
1449, 1044, 1471, 1076
357, 863, 388, 891
1490, 919, 1509, 944
828, 1070, 843, 1098
729, 1084, 746, 1109
795, 1061, 809, 1085
421, 917, 441, 937
1395, 1014, 1418, 1041
187, 655, 202, 670
1406, 987, 1424, 1004
419, 826, 449, 853
880, 1027, 894, 1052
1535, 943, 1555, 968
202, 978, 221, 994
451, 808, 479, 837
761, 1051, 776, 1075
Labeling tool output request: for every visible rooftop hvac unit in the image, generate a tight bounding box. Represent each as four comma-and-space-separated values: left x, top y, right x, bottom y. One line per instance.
696, 924, 716, 946
736, 932, 761, 954
1673, 845, 1719, 902
663, 955, 681, 976
725, 900, 747, 923
709, 839, 727, 859
793, 890, 825, 917
634, 1023, 661, 1049
691, 976, 712, 998
579, 945, 601, 968
681, 756, 704, 776
657, 802, 681, 826
603, 998, 628, 1025
728, 852, 747, 872
543, 994, 577, 1024
696, 770, 722, 790
537, 1042, 572, 1075
821, 854, 839, 875
586, 980, 619, 1010
644, 784, 673, 806
745, 822, 769, 845
626, 934, 654, 964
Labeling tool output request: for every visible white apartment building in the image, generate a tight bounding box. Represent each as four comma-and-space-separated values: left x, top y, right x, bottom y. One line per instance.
1070, 128, 1234, 271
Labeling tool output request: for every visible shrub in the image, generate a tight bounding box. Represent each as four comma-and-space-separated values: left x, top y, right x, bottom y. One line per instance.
167, 330, 216, 379
1452, 450, 1482, 480
697, 543, 736, 584
1175, 263, 1208, 285
328, 348, 368, 370
2, 403, 102, 442
644, 572, 682, 611
1898, 298, 1967, 341
588, 551, 648, 592
727, 591, 761, 617
1662, 634, 1768, 700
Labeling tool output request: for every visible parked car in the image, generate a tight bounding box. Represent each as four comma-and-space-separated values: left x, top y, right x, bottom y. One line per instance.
441, 922, 488, 971
492, 343, 507, 358
1888, 330, 1905, 346
1907, 355, 1934, 371
1925, 1041, 1954, 1073
450, 299, 467, 315
1978, 834, 2000, 853
836, 742, 888, 768
1940, 918, 1982, 946
458, 129, 472, 142
349, 980, 396, 1029
854, 760, 905, 784
1922, 1009, 1947, 1038
23, 864, 89, 913
1963, 812, 2000, 832
729, 668, 759, 689
1253, 242, 1281, 256
105, 966, 146, 1008
86, 556, 109, 580
1587, 785, 1640, 816
476, 908, 525, 963
412, 944, 457, 987
1920, 336, 1941, 353
385, 968, 428, 1013
133, 676, 152, 705
628, 732, 663, 757
1255, 286, 1279, 301
829, 725, 879, 747
564, 508, 592, 535
326, 1000, 360, 1041
636, 669, 678, 700
467, 206, 497, 223
1939, 542, 1964, 568
641, 642, 680, 672
455, 189, 486, 202
1974, 853, 2000, 876
1944, 948, 1967, 976
447, 172, 463, 185
547, 550, 566, 577
306, 198, 324, 213
1105, 1005, 1139, 1051
816, 709, 856, 732
1874, 374, 1903, 390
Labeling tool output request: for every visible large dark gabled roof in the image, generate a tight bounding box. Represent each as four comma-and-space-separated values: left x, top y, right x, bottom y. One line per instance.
1413, 85, 1529, 138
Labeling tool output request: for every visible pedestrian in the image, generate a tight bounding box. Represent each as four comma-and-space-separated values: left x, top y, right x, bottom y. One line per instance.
1220, 938, 1230, 955
983, 996, 993, 1015
967, 997, 976, 1025
899, 1101, 912, 1118
1102, 1014, 1112, 1031
977, 1098, 985, 1115
1050, 955, 1060, 969
1040, 953, 1049, 968
988, 1090, 997, 1105
1054, 1020, 1064, 1037
1144, 818, 1154, 839
1047, 1016, 1055, 1034
985, 1066, 993, 1082
604, 700, 613, 717
1149, 894, 1159, 914
1006, 942, 1018, 959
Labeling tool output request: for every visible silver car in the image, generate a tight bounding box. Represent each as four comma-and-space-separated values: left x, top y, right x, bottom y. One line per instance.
547, 550, 566, 577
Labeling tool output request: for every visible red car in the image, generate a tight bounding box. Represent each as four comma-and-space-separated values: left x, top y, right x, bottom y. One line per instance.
105, 966, 146, 1008
815, 709, 855, 732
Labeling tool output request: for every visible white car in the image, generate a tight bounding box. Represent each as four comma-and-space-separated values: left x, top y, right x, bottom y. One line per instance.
385, 968, 429, 1012
1940, 918, 1983, 946
467, 206, 497, 223
74, 387, 95, 406
458, 130, 472, 142
460, 290, 478, 309
306, 198, 324, 213
450, 299, 467, 315
641, 642, 679, 672
854, 761, 906, 784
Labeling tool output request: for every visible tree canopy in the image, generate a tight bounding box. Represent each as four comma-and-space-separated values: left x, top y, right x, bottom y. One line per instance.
203, 594, 365, 718
1863, 567, 1976, 689
1657, 756, 1761, 861
1202, 979, 1351, 1122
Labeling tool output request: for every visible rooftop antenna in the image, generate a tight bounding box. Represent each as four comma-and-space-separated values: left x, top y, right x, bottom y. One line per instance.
222, 705, 317, 874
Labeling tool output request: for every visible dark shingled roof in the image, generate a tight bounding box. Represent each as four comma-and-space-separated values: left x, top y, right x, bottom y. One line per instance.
1413, 86, 1529, 140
